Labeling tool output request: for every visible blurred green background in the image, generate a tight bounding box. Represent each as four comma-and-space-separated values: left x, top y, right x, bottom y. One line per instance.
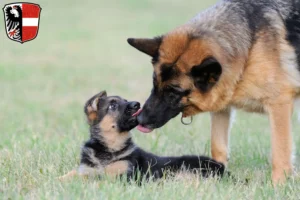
1, 0, 300, 199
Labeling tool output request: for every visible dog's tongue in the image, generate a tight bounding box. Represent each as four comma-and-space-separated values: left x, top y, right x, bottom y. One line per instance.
132, 109, 153, 133
137, 125, 153, 133
132, 109, 142, 117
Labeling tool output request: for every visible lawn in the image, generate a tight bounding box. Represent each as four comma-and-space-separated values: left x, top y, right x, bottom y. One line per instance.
0, 0, 300, 199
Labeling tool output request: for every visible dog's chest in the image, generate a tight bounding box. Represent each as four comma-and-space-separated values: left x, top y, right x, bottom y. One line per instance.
230, 83, 267, 113
231, 98, 265, 113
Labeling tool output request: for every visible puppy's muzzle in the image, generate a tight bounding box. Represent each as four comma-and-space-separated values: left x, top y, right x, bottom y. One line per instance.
126, 101, 140, 115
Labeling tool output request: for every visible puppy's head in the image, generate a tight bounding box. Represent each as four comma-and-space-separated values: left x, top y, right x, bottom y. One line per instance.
84, 91, 140, 133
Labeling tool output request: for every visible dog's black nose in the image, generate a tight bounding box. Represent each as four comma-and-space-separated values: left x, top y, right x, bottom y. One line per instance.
129, 101, 140, 109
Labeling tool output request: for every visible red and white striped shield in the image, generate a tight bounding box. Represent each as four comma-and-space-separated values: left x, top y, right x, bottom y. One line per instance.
3, 3, 41, 43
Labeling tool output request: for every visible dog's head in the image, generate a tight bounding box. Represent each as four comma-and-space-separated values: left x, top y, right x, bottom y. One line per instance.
84, 91, 141, 134
128, 29, 234, 133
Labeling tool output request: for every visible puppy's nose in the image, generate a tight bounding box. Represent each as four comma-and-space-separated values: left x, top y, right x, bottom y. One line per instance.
129, 102, 140, 109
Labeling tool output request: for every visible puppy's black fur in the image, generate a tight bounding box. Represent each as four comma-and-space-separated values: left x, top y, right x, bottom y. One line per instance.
78, 91, 225, 182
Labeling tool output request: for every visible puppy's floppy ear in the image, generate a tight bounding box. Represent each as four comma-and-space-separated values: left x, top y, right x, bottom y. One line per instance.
190, 58, 222, 92
127, 37, 162, 57
84, 91, 107, 123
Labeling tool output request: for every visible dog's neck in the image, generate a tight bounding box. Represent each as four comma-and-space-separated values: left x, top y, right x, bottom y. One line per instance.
89, 124, 133, 152
101, 130, 132, 152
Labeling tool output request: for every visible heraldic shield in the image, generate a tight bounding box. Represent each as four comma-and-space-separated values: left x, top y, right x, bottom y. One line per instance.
3, 3, 41, 43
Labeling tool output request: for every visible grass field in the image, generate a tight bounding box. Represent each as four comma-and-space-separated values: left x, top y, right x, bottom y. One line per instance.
1, 0, 300, 199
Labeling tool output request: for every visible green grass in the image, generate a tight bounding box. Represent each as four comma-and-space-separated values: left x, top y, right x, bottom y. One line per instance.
1, 0, 300, 199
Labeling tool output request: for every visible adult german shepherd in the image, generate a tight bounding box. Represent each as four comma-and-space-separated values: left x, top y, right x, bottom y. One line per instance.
127, 0, 300, 184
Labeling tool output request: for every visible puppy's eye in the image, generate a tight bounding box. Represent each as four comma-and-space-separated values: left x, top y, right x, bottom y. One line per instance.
109, 103, 117, 110
108, 100, 118, 111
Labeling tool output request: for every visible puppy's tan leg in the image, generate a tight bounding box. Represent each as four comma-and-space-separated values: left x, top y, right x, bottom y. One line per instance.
59, 161, 129, 181
58, 170, 79, 181
267, 103, 293, 185
104, 161, 129, 177
59, 164, 102, 181
210, 109, 231, 165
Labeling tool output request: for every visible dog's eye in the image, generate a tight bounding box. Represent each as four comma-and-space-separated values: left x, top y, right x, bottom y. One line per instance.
109, 104, 116, 110
108, 101, 118, 110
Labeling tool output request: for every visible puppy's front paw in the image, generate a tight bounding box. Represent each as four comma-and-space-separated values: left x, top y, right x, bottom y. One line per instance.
58, 170, 78, 181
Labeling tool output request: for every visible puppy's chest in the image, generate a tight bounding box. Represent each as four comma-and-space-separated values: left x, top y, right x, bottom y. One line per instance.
96, 152, 114, 163
92, 145, 136, 168
95, 151, 127, 165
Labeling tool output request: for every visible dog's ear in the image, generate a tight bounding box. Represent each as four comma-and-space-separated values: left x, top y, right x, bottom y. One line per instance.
84, 91, 107, 123
127, 37, 162, 57
190, 58, 222, 92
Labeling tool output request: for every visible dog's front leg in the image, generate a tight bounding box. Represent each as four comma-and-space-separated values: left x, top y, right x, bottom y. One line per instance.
210, 109, 232, 166
59, 165, 104, 181
267, 103, 293, 185
58, 170, 79, 181
104, 161, 131, 181
104, 161, 130, 177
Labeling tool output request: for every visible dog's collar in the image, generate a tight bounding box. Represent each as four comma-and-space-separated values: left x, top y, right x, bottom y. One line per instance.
181, 115, 193, 125
181, 114, 193, 126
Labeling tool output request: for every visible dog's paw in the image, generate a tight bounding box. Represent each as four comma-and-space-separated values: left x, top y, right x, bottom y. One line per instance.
58, 170, 78, 181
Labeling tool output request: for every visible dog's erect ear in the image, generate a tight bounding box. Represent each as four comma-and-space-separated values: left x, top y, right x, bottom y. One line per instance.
127, 37, 162, 57
190, 58, 222, 92
84, 91, 107, 123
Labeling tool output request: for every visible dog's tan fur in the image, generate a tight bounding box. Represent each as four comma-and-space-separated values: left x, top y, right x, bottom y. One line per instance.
99, 115, 131, 152
59, 161, 130, 180
268, 103, 293, 183
104, 161, 130, 176
210, 110, 231, 165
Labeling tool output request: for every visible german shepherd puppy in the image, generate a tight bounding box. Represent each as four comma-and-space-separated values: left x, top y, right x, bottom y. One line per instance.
127, 0, 300, 184
59, 91, 225, 182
